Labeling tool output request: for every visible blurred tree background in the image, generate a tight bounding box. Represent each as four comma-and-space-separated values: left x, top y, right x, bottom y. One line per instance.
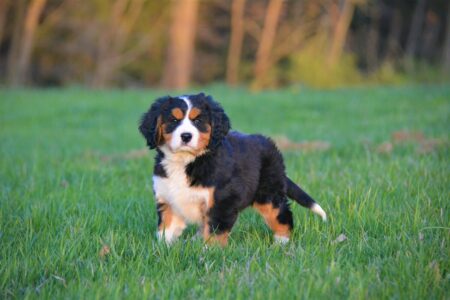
0, 0, 449, 89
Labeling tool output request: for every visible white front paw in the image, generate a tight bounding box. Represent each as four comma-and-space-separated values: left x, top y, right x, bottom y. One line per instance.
274, 235, 290, 244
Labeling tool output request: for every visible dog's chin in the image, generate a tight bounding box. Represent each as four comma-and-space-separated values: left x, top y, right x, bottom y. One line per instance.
169, 144, 199, 155
175, 145, 195, 153
174, 145, 210, 157
159, 143, 207, 158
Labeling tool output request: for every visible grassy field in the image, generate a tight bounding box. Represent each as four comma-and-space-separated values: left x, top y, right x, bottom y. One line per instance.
0, 85, 449, 299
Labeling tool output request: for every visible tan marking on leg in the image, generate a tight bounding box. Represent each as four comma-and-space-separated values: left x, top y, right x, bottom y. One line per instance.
188, 107, 201, 120
202, 188, 231, 246
171, 108, 184, 120
207, 231, 229, 247
201, 200, 210, 240
158, 202, 173, 231
253, 202, 291, 238
157, 201, 186, 243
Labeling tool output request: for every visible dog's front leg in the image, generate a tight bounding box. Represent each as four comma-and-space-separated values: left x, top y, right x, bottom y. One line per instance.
156, 201, 186, 244
202, 197, 238, 247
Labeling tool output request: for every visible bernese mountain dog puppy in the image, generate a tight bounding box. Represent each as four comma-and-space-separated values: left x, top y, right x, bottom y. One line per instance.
139, 93, 326, 246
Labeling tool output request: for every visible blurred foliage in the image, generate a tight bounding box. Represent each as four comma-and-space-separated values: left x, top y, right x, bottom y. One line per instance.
368, 63, 407, 85
0, 0, 449, 89
34, 0, 170, 86
287, 35, 362, 88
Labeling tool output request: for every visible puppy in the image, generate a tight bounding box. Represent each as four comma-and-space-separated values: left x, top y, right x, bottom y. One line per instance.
139, 93, 326, 246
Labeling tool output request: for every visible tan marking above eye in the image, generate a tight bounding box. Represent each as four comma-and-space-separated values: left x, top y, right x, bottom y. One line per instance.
189, 107, 201, 120
171, 108, 184, 120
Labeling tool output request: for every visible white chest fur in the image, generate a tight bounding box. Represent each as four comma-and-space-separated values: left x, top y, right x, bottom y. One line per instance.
152, 151, 211, 224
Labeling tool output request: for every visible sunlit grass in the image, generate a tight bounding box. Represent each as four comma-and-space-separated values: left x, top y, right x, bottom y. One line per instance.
0, 85, 448, 299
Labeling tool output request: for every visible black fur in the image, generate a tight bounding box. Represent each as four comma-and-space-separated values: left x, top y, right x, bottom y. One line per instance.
286, 177, 317, 208
153, 150, 167, 178
139, 96, 170, 149
204, 95, 230, 150
185, 93, 231, 150
156, 202, 165, 227
186, 132, 298, 234
139, 93, 321, 240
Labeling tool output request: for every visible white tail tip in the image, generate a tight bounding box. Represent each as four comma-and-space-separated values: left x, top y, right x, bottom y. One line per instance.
311, 203, 327, 221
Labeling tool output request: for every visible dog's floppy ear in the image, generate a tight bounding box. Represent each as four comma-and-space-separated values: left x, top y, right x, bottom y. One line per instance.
139, 96, 169, 149
203, 94, 231, 150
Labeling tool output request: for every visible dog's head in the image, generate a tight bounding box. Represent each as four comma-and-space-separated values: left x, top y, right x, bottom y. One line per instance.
139, 93, 230, 154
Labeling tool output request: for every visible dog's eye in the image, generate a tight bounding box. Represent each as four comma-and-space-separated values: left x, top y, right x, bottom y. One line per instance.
171, 118, 180, 124
193, 118, 201, 125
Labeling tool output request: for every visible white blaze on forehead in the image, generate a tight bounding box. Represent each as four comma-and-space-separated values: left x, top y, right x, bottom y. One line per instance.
179, 96, 191, 109
169, 96, 200, 152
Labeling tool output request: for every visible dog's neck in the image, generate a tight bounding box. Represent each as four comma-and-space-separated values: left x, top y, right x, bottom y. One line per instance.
155, 145, 216, 187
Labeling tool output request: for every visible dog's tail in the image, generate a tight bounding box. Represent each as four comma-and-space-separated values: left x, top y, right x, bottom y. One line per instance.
286, 177, 327, 221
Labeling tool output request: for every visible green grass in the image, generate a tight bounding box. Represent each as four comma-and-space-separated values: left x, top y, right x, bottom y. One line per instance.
0, 85, 449, 299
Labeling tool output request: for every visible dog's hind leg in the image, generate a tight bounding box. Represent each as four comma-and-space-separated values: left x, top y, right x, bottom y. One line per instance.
253, 199, 293, 244
253, 144, 293, 243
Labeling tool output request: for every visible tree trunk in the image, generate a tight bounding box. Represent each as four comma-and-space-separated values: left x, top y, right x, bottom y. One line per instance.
13, 0, 48, 86
420, 10, 440, 61
6, 0, 26, 85
443, 3, 450, 73
327, 0, 355, 67
252, 0, 284, 89
0, 0, 10, 48
226, 0, 246, 86
90, 0, 145, 88
366, 3, 380, 72
161, 0, 199, 89
91, 0, 127, 88
405, 0, 426, 61
385, 6, 402, 62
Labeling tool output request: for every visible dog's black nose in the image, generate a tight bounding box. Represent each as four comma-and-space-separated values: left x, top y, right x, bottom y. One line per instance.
181, 133, 192, 143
